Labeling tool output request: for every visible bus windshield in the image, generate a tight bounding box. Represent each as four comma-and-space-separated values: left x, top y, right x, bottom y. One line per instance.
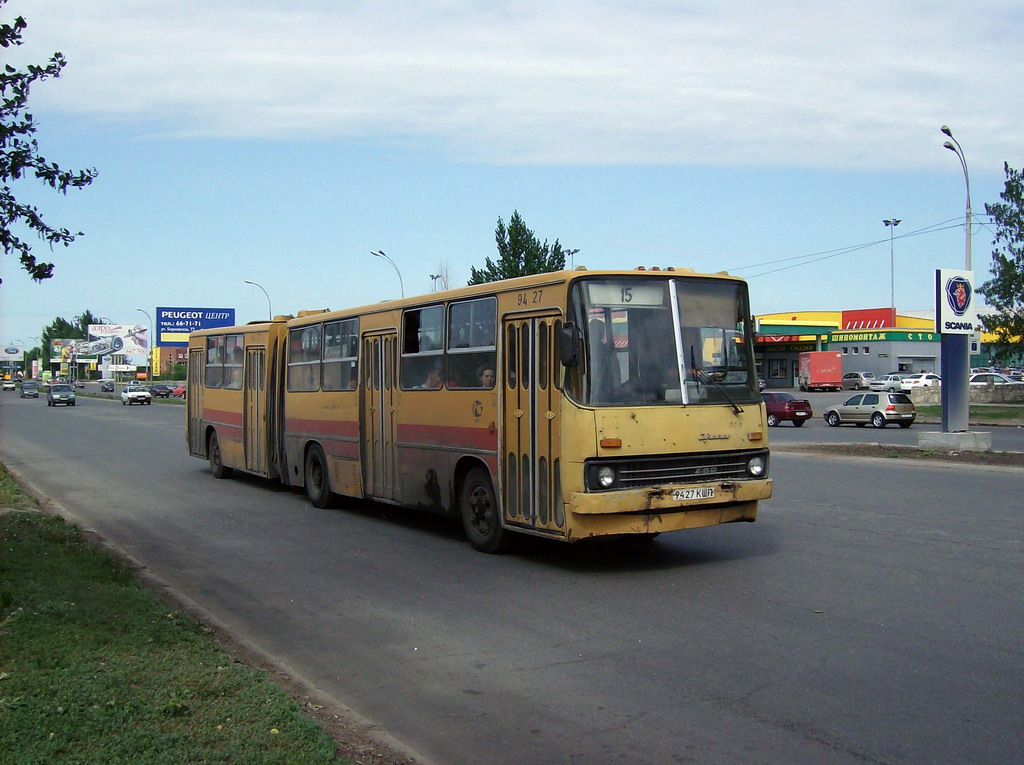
568, 277, 759, 407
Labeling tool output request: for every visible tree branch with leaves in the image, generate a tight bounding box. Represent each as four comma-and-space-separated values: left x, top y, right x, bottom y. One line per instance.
978, 162, 1024, 360
1, 1, 97, 283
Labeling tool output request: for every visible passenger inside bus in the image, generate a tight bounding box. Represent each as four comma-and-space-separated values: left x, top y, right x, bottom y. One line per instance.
416, 363, 443, 390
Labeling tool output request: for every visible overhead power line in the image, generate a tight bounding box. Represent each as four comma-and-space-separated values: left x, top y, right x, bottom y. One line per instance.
725, 215, 991, 279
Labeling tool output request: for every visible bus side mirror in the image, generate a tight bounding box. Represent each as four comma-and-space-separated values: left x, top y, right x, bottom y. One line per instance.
558, 323, 580, 367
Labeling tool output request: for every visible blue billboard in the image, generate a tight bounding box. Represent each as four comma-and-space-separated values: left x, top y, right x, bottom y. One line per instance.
156, 307, 236, 347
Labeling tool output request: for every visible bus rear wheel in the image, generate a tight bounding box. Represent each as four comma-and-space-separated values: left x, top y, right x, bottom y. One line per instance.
208, 431, 232, 479
460, 467, 510, 554
304, 444, 333, 508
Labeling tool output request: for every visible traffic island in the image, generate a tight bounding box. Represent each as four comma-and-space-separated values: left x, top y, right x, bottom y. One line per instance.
918, 430, 992, 452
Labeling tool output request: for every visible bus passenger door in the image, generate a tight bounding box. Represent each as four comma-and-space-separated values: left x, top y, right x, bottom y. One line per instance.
361, 332, 398, 501
502, 314, 564, 536
244, 347, 266, 475
187, 348, 205, 456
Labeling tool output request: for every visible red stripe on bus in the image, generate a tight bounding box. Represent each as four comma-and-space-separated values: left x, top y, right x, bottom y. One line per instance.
204, 408, 243, 426
397, 422, 498, 451
285, 418, 359, 438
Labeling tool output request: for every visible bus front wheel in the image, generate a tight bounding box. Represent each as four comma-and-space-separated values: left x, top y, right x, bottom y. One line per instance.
460, 467, 510, 554
304, 444, 333, 508
208, 431, 232, 479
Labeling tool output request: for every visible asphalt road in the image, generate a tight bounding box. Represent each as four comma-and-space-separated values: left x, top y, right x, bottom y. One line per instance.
2, 393, 1022, 764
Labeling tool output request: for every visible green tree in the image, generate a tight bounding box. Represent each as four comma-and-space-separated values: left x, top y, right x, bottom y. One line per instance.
468, 210, 578, 285
39, 309, 101, 356
1, 1, 97, 283
978, 163, 1024, 361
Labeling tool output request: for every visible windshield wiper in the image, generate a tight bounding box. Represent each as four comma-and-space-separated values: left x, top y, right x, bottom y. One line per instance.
690, 346, 744, 415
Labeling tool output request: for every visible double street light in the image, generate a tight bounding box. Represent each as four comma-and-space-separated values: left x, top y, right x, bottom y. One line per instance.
883, 218, 901, 328
941, 125, 972, 270
371, 250, 405, 298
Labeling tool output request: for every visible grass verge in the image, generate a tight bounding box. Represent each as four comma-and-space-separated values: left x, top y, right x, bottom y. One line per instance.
915, 405, 1024, 423
0, 464, 346, 764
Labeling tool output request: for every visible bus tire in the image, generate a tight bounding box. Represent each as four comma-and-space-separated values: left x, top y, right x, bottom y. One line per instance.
304, 444, 333, 508
460, 467, 510, 554
208, 431, 232, 479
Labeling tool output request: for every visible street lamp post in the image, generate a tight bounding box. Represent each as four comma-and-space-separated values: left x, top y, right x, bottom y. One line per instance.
371, 250, 405, 298
243, 280, 273, 320
883, 219, 901, 327
429, 274, 441, 292
938, 125, 972, 434
134, 307, 153, 381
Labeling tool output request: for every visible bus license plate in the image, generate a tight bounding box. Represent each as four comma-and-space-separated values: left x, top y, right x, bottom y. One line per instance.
672, 487, 716, 501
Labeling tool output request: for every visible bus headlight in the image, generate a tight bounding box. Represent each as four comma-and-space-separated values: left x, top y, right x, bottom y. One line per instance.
747, 455, 766, 477
596, 466, 617, 489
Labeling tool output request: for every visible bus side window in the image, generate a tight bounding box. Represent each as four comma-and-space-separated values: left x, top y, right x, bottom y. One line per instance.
447, 297, 496, 388
402, 305, 444, 389
323, 319, 358, 392
205, 336, 224, 388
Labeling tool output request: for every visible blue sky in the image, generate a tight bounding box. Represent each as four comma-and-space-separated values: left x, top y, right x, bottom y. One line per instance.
2, 0, 1022, 349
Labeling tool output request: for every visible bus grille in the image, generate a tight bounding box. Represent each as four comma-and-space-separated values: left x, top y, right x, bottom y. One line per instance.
589, 449, 768, 491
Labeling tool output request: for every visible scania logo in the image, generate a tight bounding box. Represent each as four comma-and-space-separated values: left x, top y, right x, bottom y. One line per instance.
945, 275, 972, 317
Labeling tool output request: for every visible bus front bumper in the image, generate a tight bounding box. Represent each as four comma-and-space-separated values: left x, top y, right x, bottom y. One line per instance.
565, 478, 773, 539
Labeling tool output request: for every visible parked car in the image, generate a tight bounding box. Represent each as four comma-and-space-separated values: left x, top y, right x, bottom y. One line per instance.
99, 380, 115, 392
903, 373, 941, 389
171, 384, 187, 398
969, 372, 1024, 386
149, 383, 173, 398
761, 391, 812, 427
20, 381, 39, 398
46, 383, 76, 407
1, 378, 15, 391
824, 392, 916, 429
841, 371, 875, 390
72, 378, 86, 389
121, 384, 153, 405
869, 374, 911, 393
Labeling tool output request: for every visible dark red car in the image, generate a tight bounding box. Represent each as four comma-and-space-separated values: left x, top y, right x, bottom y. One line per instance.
761, 391, 812, 427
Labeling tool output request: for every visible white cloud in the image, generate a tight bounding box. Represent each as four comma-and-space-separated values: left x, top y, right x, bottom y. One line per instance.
7, 0, 1024, 169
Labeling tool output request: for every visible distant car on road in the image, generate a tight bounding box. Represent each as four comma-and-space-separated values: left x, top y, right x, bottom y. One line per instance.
1, 379, 15, 391
171, 384, 187, 398
20, 381, 39, 398
47, 383, 76, 407
841, 371, 875, 390
824, 392, 916, 429
121, 384, 153, 405
149, 383, 173, 398
869, 374, 911, 393
99, 380, 115, 392
903, 373, 941, 389
761, 391, 812, 427
969, 372, 1024, 386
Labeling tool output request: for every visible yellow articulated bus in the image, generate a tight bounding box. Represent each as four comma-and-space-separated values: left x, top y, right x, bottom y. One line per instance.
187, 268, 772, 552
